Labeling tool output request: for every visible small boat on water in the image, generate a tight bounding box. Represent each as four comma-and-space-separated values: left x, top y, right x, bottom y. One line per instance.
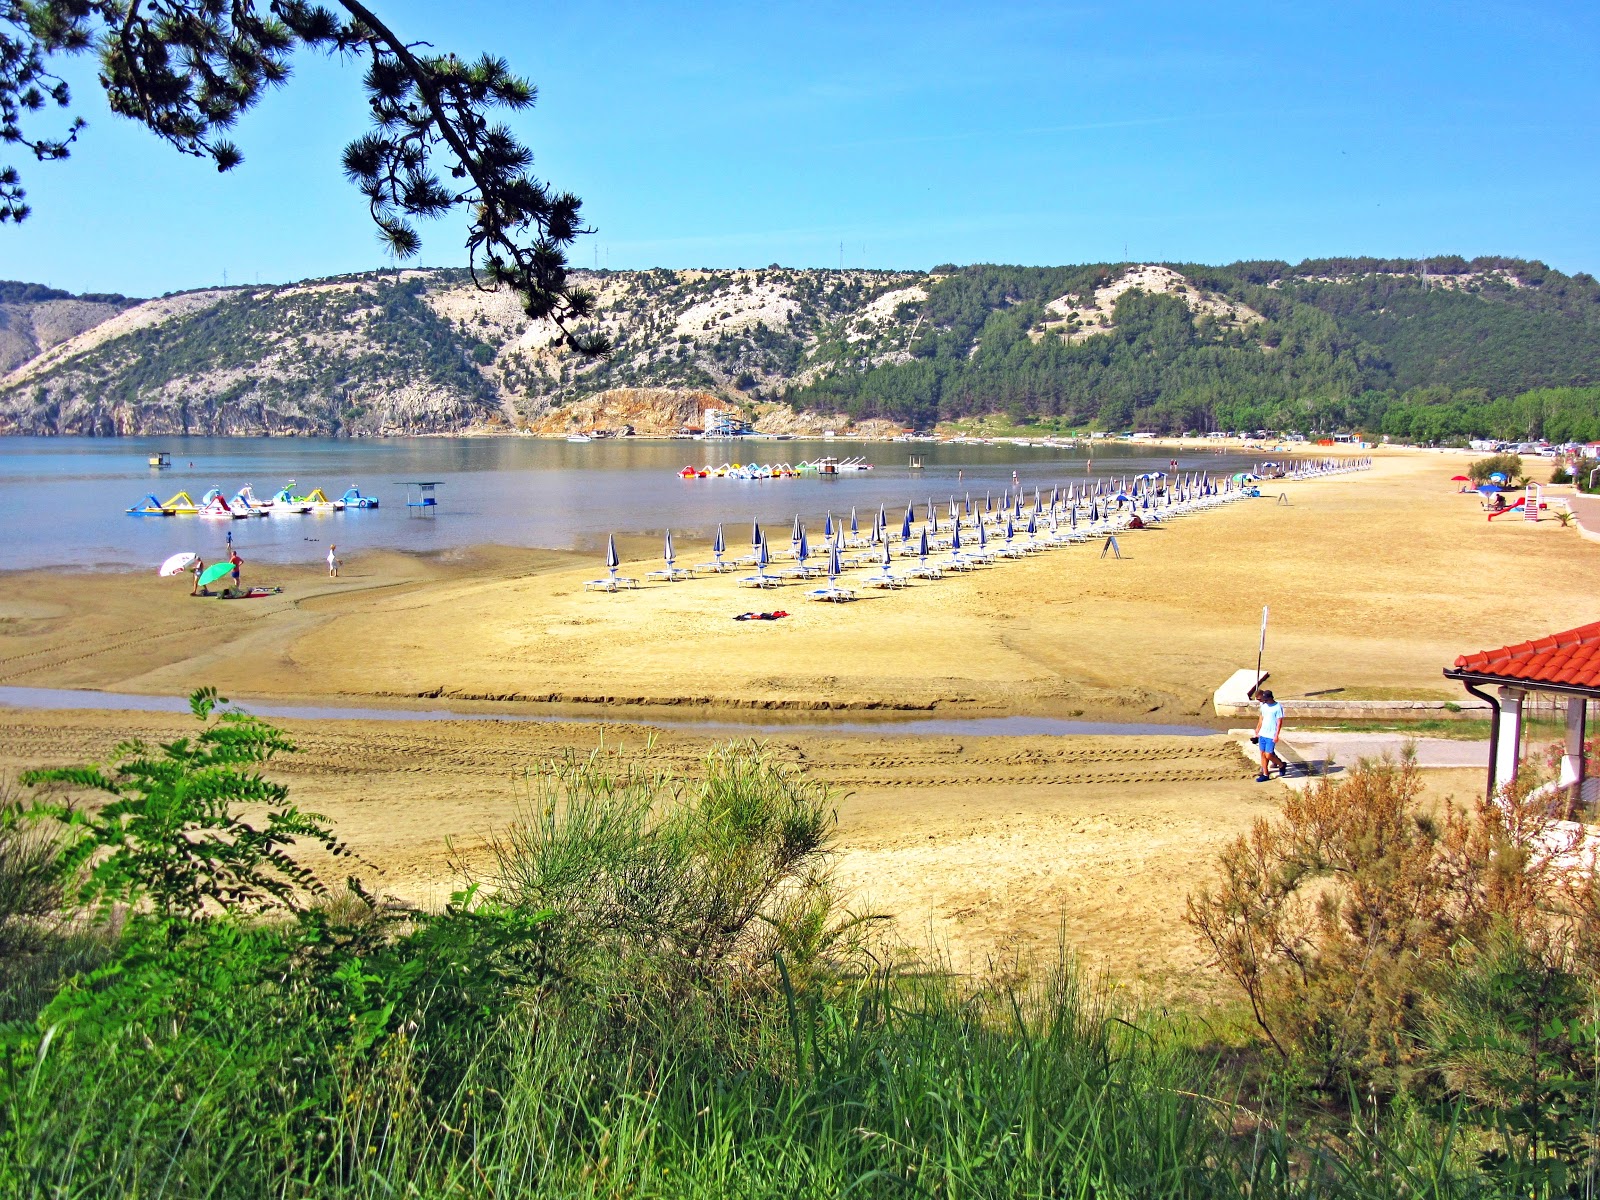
198, 492, 246, 519
148, 452, 172, 469
566, 434, 592, 443
299, 487, 345, 513
126, 493, 177, 516
229, 489, 268, 517
159, 490, 200, 514
340, 486, 380, 509
271, 482, 345, 512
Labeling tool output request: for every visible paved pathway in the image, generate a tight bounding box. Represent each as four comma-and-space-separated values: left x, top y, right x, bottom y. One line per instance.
1228, 728, 1489, 788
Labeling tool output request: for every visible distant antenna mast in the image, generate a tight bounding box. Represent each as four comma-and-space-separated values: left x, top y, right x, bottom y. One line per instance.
839, 241, 844, 271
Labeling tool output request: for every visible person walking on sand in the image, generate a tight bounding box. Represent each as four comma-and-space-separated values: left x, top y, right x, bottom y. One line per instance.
228, 548, 242, 589
1252, 689, 1287, 782
191, 557, 204, 596
327, 544, 340, 577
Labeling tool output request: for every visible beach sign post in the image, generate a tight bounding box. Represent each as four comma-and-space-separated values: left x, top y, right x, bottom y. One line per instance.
1253, 605, 1269, 697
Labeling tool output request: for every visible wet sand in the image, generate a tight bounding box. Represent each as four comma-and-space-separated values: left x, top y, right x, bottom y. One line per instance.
0, 448, 1592, 985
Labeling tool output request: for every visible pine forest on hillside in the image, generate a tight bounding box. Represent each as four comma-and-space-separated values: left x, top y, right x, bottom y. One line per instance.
2, 256, 1597, 443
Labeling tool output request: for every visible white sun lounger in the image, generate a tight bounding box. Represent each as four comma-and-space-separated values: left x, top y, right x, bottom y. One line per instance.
807, 585, 857, 602
859, 572, 905, 589
584, 576, 639, 592
645, 566, 694, 582
738, 573, 781, 589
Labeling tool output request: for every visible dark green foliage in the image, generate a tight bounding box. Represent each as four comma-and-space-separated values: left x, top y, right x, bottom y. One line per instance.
20, 686, 346, 918
1425, 927, 1600, 1190
1468, 454, 1526, 486
0, 279, 129, 304
787, 259, 1600, 437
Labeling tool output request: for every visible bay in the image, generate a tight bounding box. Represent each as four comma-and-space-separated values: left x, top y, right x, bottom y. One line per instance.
0, 435, 1262, 571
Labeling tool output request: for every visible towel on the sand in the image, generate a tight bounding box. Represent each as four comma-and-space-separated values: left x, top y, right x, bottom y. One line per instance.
733, 610, 789, 621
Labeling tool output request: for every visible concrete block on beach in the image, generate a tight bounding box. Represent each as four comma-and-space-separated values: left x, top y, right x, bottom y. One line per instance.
1213, 669, 1265, 717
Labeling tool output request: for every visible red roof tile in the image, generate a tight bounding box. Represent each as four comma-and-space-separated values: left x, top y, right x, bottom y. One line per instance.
1452, 621, 1600, 692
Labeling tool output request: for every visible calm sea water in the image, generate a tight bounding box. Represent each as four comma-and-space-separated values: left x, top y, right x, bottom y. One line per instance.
0, 435, 1262, 571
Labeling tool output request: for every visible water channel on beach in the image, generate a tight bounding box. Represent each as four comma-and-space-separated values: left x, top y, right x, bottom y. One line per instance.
0, 686, 1224, 738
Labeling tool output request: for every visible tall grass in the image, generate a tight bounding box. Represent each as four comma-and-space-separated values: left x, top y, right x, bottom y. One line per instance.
0, 743, 1569, 1197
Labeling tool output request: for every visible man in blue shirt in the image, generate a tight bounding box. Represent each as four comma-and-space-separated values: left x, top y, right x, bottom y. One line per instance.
1253, 689, 1287, 782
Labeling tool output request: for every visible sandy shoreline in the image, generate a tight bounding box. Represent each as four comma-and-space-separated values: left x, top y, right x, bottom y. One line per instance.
1, 450, 1589, 718
1, 447, 1592, 987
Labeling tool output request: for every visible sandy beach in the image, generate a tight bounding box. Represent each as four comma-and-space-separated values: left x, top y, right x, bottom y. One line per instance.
0, 447, 1592, 985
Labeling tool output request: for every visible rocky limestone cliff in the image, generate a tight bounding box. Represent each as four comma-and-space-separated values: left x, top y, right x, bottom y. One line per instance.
2, 256, 1585, 436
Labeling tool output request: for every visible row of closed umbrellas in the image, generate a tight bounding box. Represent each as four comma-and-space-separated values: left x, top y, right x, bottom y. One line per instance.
595, 459, 1370, 588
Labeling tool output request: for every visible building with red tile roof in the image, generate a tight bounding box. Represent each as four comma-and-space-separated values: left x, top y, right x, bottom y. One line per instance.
1445, 622, 1599, 807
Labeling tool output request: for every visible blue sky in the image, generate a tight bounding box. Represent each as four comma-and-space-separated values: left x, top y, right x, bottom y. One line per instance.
4, 1, 1596, 295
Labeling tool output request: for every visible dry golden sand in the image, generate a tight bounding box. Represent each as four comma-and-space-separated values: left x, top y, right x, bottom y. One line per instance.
0, 448, 1593, 987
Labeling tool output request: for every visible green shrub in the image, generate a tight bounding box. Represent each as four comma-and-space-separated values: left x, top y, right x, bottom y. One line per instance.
481, 742, 873, 996
1468, 453, 1526, 486
21, 688, 348, 919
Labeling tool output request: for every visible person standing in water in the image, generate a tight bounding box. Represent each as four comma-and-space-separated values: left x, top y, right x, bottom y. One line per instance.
327, 544, 340, 577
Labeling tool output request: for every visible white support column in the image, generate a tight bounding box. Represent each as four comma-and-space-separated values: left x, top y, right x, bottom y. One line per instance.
1562, 695, 1589, 809
1493, 687, 1525, 798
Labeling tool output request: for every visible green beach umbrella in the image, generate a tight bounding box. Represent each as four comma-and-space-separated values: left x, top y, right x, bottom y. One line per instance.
198, 561, 234, 586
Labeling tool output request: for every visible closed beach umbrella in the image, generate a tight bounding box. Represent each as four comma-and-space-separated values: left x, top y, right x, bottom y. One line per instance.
1070, 504, 1077, 529
948, 497, 959, 524
977, 517, 988, 547
878, 503, 888, 535
758, 533, 771, 574
1001, 489, 1010, 512
1027, 512, 1037, 537
713, 522, 726, 564
965, 493, 973, 517
797, 527, 810, 564
158, 551, 197, 577
1090, 501, 1100, 522
901, 506, 913, 541
950, 521, 961, 552
828, 537, 842, 582
664, 529, 675, 568
791, 513, 802, 546
918, 528, 930, 563
751, 519, 762, 550
851, 507, 859, 536
1034, 488, 1042, 514
1004, 515, 1015, 543
824, 512, 834, 540
986, 491, 993, 513
882, 538, 893, 569
606, 534, 620, 582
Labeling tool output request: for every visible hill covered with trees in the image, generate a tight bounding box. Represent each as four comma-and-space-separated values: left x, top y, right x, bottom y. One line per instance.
1, 256, 1596, 440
